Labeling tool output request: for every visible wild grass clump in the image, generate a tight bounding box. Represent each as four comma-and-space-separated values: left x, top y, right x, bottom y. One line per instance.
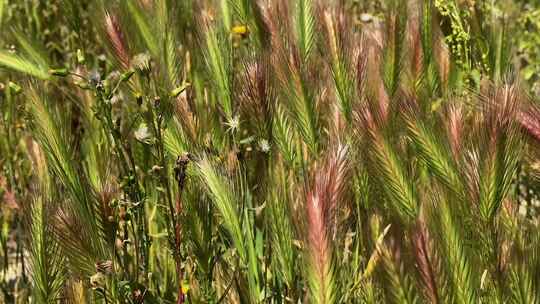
1, 0, 540, 303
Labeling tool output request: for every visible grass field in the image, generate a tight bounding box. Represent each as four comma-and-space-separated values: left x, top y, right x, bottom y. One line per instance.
1, 0, 540, 303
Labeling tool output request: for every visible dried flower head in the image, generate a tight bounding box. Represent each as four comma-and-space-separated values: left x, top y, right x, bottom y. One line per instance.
132, 53, 152, 75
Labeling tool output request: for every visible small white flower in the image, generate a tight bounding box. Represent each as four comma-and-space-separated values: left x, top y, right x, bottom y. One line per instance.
134, 123, 153, 144
360, 13, 373, 23
225, 115, 240, 133
258, 139, 270, 153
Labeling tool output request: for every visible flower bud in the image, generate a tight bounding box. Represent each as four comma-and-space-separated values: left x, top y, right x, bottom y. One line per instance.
77, 49, 85, 64
135, 92, 143, 106
8, 82, 21, 94
153, 96, 161, 108
49, 68, 69, 77
232, 25, 248, 35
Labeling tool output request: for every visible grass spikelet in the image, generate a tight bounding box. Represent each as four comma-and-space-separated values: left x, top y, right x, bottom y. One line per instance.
172, 90, 198, 146
104, 12, 130, 70
267, 173, 295, 288
379, 245, 420, 304
203, 18, 234, 120
518, 103, 540, 144
382, 1, 407, 97
477, 84, 524, 221
286, 67, 320, 153
11, 30, 49, 71
434, 194, 477, 304
239, 57, 273, 135
323, 8, 356, 124
197, 158, 244, 260
196, 157, 261, 301
412, 217, 440, 304
305, 145, 349, 304
273, 103, 298, 164
0, 51, 49, 79
405, 109, 464, 199
156, 0, 183, 88
509, 263, 538, 304
126, 1, 159, 57
294, 0, 316, 63
357, 107, 417, 221
446, 102, 464, 159
28, 195, 65, 303
27, 87, 108, 270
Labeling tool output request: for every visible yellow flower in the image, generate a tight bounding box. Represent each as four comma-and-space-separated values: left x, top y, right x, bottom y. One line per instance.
181, 282, 190, 294
232, 25, 248, 35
